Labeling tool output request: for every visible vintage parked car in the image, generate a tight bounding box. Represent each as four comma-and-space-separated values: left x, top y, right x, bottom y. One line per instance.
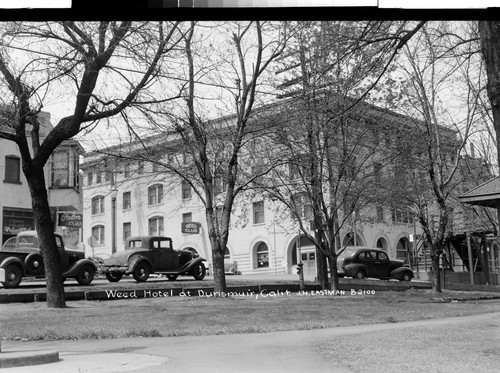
337, 247, 414, 281
0, 230, 97, 288
102, 236, 207, 282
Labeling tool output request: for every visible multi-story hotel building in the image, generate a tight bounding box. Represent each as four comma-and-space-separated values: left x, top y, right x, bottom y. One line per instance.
80, 98, 492, 276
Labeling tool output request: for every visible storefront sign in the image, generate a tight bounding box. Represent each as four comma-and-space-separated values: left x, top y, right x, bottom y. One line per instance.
181, 222, 201, 234
58, 212, 83, 228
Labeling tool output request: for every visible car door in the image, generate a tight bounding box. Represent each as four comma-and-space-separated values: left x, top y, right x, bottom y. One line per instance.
158, 238, 178, 270
374, 251, 393, 278
356, 251, 375, 277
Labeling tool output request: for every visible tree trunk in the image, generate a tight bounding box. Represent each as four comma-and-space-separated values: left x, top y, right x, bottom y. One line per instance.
479, 21, 500, 172
431, 250, 442, 293
25, 164, 66, 308
327, 254, 339, 291
210, 237, 227, 294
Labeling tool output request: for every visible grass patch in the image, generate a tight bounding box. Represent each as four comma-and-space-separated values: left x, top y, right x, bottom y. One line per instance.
1, 289, 499, 341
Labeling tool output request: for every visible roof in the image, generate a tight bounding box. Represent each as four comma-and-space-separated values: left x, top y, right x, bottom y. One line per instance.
458, 176, 500, 208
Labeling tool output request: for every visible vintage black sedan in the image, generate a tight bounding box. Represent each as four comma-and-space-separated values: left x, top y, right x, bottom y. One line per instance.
0, 230, 96, 288
102, 236, 206, 283
337, 247, 414, 281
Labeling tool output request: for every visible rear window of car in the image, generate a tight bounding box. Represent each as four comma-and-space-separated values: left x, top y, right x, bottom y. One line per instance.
127, 240, 144, 249
338, 248, 356, 259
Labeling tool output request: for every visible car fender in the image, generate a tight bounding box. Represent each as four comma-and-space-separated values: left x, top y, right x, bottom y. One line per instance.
182, 257, 206, 273
390, 267, 414, 279
343, 263, 367, 277
0, 257, 26, 276
63, 258, 98, 278
126, 256, 153, 274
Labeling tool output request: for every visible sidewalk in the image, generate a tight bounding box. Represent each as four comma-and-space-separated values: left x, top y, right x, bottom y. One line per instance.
2, 311, 499, 373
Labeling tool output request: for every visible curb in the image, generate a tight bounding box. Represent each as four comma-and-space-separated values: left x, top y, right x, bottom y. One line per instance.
0, 350, 59, 368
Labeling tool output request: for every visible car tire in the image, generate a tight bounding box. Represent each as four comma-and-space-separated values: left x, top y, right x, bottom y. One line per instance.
354, 270, 366, 279
133, 262, 150, 282
166, 274, 178, 281
400, 272, 413, 282
24, 253, 44, 276
106, 271, 123, 282
76, 264, 95, 286
2, 264, 23, 288
191, 262, 206, 281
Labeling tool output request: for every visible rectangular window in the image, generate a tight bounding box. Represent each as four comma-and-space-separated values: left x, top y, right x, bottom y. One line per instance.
95, 167, 102, 184
292, 193, 312, 220
253, 201, 265, 224
124, 163, 131, 178
148, 184, 163, 205
138, 161, 144, 174
376, 206, 384, 222
148, 217, 164, 236
91, 225, 105, 245
214, 175, 227, 195
91, 196, 105, 215
123, 222, 131, 240
87, 171, 93, 186
182, 213, 192, 223
51, 150, 70, 187
182, 180, 191, 200
4, 156, 21, 183
152, 162, 159, 173
123, 191, 131, 210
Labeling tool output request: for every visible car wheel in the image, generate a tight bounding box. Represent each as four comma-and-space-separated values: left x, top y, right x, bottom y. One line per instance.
76, 265, 95, 286
400, 272, 413, 282
24, 253, 44, 276
354, 270, 366, 279
106, 271, 123, 282
166, 274, 178, 281
2, 264, 23, 288
133, 262, 150, 282
192, 262, 206, 281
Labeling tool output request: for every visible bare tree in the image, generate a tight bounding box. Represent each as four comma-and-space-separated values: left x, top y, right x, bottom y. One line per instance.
261, 21, 426, 290
395, 22, 485, 292
0, 21, 181, 307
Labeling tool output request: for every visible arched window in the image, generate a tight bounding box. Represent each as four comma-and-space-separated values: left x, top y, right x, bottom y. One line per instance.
342, 233, 365, 247
148, 216, 164, 236
91, 225, 105, 245
255, 242, 269, 268
396, 237, 409, 262
91, 196, 105, 215
148, 184, 163, 205
376, 237, 388, 252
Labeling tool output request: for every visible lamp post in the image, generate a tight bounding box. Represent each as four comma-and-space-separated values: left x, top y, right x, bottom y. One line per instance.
110, 189, 118, 254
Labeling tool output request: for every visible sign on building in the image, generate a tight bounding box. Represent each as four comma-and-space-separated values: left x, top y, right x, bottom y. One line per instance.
58, 212, 83, 228
181, 222, 201, 234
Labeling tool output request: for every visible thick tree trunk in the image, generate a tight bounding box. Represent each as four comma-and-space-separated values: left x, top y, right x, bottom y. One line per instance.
479, 22, 500, 172
25, 165, 66, 308
210, 237, 227, 294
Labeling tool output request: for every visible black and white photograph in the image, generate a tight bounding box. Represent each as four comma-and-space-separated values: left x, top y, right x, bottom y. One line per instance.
0, 2, 499, 372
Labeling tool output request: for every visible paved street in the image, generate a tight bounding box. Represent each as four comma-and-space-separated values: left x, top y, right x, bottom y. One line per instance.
2, 311, 499, 373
